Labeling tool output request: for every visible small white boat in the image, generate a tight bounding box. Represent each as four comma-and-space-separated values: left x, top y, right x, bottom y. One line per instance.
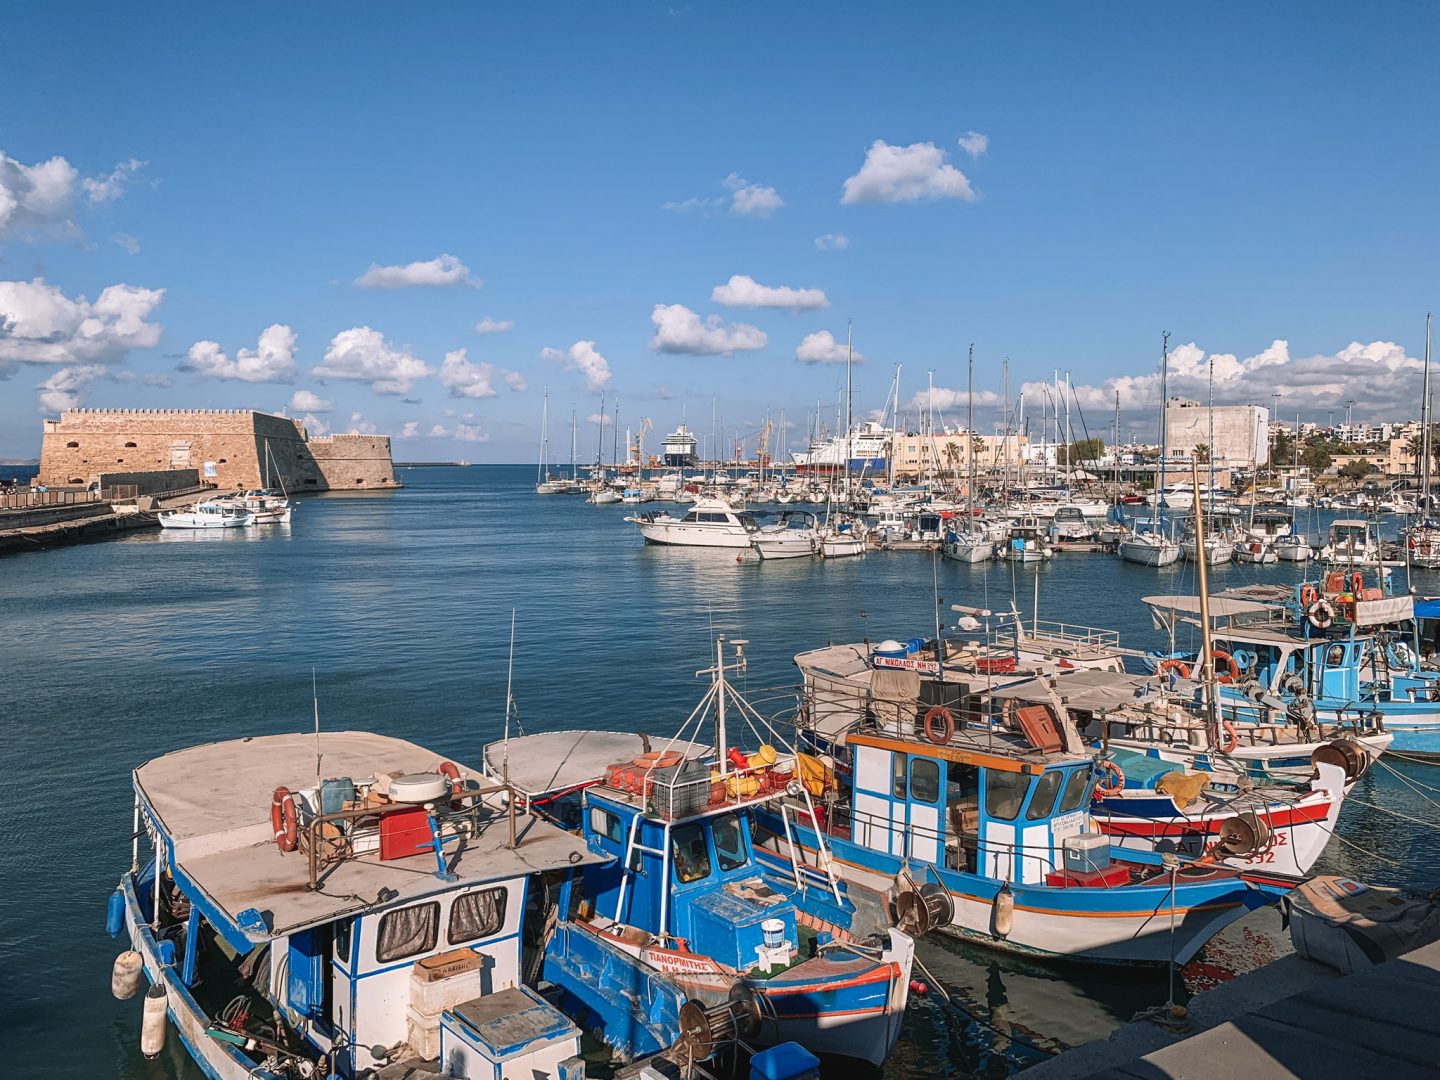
1181, 535, 1234, 565
158, 502, 254, 529
213, 488, 292, 524
1405, 523, 1440, 569
1231, 539, 1277, 564
818, 520, 867, 558
1048, 505, 1095, 542
1118, 518, 1181, 567
589, 487, 623, 505
1319, 519, 1384, 565
1273, 533, 1313, 562
941, 528, 994, 563
997, 516, 1052, 562
626, 497, 758, 547
751, 510, 819, 560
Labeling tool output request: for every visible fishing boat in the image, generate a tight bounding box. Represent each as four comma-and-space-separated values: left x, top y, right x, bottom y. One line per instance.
104, 731, 604, 1079
625, 497, 759, 548
484, 642, 918, 1067
1231, 538, 1278, 564
768, 641, 1303, 965
158, 501, 254, 529
750, 510, 819, 560
997, 516, 1052, 562
1319, 519, 1389, 566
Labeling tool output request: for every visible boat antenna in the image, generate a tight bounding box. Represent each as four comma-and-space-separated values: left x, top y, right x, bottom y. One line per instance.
504, 608, 517, 849
312, 667, 322, 792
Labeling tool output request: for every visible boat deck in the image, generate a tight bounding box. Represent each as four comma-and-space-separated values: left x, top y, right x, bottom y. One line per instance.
485, 731, 713, 799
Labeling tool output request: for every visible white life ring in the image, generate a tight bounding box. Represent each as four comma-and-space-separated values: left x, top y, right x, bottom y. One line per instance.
1307, 598, 1336, 630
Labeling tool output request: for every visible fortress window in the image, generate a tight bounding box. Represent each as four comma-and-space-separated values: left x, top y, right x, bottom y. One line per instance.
218, 458, 227, 463
116, 459, 124, 464
66, 441, 80, 448
69, 477, 83, 484
124, 441, 137, 448
355, 478, 365, 485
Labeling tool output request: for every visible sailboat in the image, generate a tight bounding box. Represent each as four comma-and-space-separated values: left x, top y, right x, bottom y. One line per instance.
536, 389, 569, 494
816, 324, 868, 558
942, 345, 995, 563
1405, 316, 1440, 568
1119, 333, 1182, 567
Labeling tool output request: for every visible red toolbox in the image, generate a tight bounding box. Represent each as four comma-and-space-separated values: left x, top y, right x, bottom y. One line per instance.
1044, 864, 1131, 888
379, 806, 432, 861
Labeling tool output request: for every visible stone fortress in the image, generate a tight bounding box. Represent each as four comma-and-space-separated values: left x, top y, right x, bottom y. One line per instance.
38, 409, 399, 492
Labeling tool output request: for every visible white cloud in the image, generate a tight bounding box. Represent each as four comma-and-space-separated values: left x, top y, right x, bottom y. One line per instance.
438, 348, 498, 399
36, 363, 109, 412
1054, 338, 1426, 422
430, 424, 449, 437
354, 254, 479, 289
81, 158, 145, 204
474, 316, 514, 335
454, 423, 489, 443
540, 340, 611, 392
711, 274, 828, 311
184, 324, 298, 383
315, 327, 432, 395
663, 173, 784, 217
289, 388, 332, 413
905, 385, 1003, 416
814, 233, 849, 251
586, 412, 612, 426
302, 413, 329, 436
841, 140, 977, 204
0, 277, 164, 367
795, 330, 864, 365
114, 233, 140, 255
345, 411, 377, 435
142, 373, 172, 387
957, 131, 989, 158
650, 304, 767, 356
401, 420, 420, 438
503, 370, 527, 392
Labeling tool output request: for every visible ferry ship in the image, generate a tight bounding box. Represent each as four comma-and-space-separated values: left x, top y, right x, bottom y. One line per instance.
791, 420, 892, 475
661, 423, 699, 467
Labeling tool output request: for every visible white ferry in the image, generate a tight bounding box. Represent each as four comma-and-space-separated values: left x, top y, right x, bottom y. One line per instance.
791, 421, 892, 476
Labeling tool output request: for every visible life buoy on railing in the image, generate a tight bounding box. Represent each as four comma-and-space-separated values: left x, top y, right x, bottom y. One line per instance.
1307, 598, 1336, 630
923, 706, 955, 745
1350, 572, 1365, 595
1217, 721, 1240, 754
271, 786, 298, 852
1211, 650, 1241, 684
1299, 584, 1318, 608
1092, 760, 1126, 799
437, 760, 462, 795
1157, 658, 1192, 680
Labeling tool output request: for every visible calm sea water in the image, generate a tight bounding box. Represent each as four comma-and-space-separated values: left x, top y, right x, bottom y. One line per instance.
4, 465, 1439, 1078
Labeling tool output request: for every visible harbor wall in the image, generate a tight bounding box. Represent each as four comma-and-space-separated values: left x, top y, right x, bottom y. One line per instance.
93, 468, 200, 495
37, 409, 399, 492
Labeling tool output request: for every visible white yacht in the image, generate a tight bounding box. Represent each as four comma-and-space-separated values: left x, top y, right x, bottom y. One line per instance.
1048, 504, 1095, 542
158, 501, 254, 529
1273, 533, 1314, 562
625, 498, 758, 547
750, 510, 820, 560
213, 488, 292, 524
996, 516, 1052, 562
1320, 519, 1383, 565
1117, 518, 1181, 567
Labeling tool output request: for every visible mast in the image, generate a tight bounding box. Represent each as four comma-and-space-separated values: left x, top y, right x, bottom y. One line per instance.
845, 320, 854, 499
1113, 389, 1121, 490
570, 408, 578, 482
1158, 332, 1170, 530
612, 399, 620, 468
594, 391, 605, 472
1423, 314, 1433, 512
537, 387, 550, 484
1191, 457, 1220, 749
967, 344, 976, 525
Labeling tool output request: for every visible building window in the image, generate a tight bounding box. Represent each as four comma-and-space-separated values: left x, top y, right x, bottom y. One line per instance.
116, 459, 124, 464
66, 441, 79, 448
448, 887, 508, 944
375, 901, 439, 964
218, 458, 227, 463
124, 442, 137, 448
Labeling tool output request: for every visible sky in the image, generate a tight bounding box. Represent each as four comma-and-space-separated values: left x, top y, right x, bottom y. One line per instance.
3, 3, 1439, 461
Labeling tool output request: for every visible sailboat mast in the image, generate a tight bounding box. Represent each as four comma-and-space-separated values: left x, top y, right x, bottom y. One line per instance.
845, 321, 854, 498
1158, 332, 1170, 529
1422, 314, 1433, 510
967, 344, 976, 521
537, 388, 549, 484
594, 392, 605, 471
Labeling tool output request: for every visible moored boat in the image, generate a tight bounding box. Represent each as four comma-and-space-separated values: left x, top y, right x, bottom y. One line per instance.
158, 501, 254, 529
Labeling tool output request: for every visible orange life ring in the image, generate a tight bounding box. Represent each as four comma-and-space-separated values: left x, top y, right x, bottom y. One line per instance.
1157, 658, 1192, 680
636, 751, 684, 770
1092, 760, 1126, 799
1211, 649, 1241, 684
271, 786, 298, 852
437, 760, 462, 794
923, 706, 955, 745
1350, 572, 1365, 595
1299, 585, 1318, 608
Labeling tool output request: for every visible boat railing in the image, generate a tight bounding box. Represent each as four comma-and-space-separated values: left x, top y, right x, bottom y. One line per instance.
1026, 620, 1122, 650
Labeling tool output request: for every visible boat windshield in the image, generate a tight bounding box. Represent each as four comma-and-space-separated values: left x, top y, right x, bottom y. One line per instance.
712, 813, 747, 872
672, 822, 711, 883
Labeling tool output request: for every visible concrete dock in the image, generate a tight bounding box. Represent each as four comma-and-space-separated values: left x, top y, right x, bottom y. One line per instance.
0, 487, 217, 554
1027, 939, 1440, 1080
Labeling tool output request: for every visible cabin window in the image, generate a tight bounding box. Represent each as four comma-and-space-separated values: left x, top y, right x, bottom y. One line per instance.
375, 901, 439, 963
712, 813, 747, 872
671, 822, 711, 883
910, 759, 941, 803
589, 807, 623, 843
449, 887, 508, 944
334, 918, 353, 963
985, 771, 1031, 822
892, 754, 908, 799
1026, 771, 1063, 820
1058, 769, 1090, 813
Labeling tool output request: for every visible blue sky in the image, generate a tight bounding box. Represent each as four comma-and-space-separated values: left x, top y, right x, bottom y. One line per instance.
3, 3, 1439, 460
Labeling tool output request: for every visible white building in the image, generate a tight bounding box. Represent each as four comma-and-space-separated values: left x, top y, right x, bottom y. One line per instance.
1164, 399, 1269, 467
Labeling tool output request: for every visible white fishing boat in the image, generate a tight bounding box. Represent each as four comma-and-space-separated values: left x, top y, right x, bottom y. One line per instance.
625, 497, 758, 548
1319, 519, 1384, 566
158, 501, 254, 529
1273, 533, 1314, 562
997, 516, 1052, 562
1232, 538, 1278, 564
750, 510, 819, 560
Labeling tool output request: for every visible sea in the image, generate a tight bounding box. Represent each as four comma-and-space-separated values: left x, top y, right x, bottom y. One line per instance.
3, 464, 1439, 1078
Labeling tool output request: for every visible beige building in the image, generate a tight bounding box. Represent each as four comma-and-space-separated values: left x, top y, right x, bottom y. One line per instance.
1164, 399, 1270, 467
38, 408, 399, 491
890, 431, 1028, 479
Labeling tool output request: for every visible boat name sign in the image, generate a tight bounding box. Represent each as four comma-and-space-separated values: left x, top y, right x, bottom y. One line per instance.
873, 655, 941, 673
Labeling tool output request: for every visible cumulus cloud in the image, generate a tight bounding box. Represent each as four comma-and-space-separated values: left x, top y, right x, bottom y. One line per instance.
345, 411, 378, 435
401, 420, 420, 438
454, 423, 489, 442
474, 316, 513, 335
36, 363, 109, 412
1051, 338, 1426, 423
438, 348, 499, 399
82, 158, 146, 203
957, 131, 989, 158
586, 412, 612, 426
540, 340, 611, 392
905, 385, 1003, 416
663, 172, 784, 218
289, 388, 332, 413
841, 140, 977, 204
0, 277, 164, 368
503, 369, 527, 392
814, 233, 849, 251
650, 304, 767, 356
711, 274, 828, 311
795, 330, 864, 365
354, 254, 479, 289
315, 326, 432, 395
302, 413, 329, 436
183, 324, 298, 383
114, 233, 140, 255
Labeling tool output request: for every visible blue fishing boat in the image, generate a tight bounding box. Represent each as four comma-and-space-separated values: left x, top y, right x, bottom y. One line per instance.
484, 639, 917, 1068
773, 639, 1308, 965
104, 731, 605, 1079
